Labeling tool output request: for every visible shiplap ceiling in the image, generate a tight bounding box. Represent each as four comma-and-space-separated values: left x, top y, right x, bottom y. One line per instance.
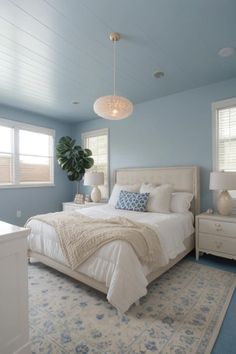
0, 0, 236, 122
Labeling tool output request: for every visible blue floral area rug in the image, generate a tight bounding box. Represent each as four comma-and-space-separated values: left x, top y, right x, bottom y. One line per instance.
29, 259, 236, 354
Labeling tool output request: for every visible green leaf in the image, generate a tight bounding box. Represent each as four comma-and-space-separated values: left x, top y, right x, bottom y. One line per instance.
83, 157, 94, 169
56, 136, 94, 182
84, 148, 92, 157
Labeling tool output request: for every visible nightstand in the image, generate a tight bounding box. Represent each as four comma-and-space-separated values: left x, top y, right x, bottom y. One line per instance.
62, 202, 106, 212
195, 213, 236, 261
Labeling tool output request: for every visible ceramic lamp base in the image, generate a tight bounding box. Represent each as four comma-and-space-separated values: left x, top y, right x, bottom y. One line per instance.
91, 186, 101, 202
217, 190, 233, 216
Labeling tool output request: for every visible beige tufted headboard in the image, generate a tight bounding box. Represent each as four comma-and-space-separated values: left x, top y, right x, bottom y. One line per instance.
113, 166, 200, 216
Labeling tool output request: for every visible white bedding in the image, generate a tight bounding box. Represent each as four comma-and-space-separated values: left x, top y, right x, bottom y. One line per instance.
27, 204, 194, 312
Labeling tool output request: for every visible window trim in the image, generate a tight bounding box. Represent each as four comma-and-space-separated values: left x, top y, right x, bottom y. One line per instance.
212, 97, 236, 209
81, 128, 109, 199
0, 118, 55, 188
81, 128, 109, 140
212, 97, 236, 171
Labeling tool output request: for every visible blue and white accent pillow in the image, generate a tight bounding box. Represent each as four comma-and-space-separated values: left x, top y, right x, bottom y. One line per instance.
115, 190, 150, 212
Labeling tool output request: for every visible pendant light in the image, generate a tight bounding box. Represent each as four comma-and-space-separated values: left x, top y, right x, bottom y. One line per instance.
93, 32, 133, 120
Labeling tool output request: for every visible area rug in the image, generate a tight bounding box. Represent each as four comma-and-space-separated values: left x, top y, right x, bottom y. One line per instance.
29, 259, 236, 354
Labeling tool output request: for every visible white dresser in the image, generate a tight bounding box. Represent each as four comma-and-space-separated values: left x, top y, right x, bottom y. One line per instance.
63, 202, 106, 212
196, 213, 236, 261
0, 221, 30, 354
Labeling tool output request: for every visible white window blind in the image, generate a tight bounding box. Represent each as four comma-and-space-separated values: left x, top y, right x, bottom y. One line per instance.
217, 106, 236, 171
19, 130, 53, 184
0, 126, 13, 184
0, 118, 54, 187
82, 129, 109, 199
213, 99, 236, 201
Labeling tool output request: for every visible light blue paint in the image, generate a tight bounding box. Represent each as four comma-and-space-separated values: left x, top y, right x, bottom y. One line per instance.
0, 104, 74, 226
75, 77, 236, 211
1, 77, 236, 223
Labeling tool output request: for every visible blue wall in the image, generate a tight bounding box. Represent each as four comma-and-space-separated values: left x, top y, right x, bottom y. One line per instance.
75, 78, 236, 212
1, 77, 235, 225
0, 105, 74, 226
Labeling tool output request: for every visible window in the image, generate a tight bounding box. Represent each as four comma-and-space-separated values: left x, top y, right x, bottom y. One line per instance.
82, 129, 109, 199
0, 125, 13, 184
213, 97, 236, 199
0, 118, 54, 187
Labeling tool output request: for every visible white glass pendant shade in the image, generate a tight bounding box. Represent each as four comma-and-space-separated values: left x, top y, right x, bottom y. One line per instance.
94, 95, 133, 120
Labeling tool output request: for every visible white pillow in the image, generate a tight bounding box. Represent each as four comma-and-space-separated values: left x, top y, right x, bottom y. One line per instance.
170, 192, 193, 213
140, 183, 173, 213
108, 184, 140, 206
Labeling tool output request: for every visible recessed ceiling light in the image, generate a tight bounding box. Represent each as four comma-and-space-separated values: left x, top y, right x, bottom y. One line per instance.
218, 47, 235, 57
153, 71, 164, 79
72, 101, 79, 105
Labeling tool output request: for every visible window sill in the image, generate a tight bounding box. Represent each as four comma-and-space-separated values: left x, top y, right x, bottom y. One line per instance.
0, 183, 55, 189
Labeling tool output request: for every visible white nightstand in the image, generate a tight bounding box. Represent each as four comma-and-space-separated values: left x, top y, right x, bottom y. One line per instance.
62, 202, 106, 212
195, 213, 236, 261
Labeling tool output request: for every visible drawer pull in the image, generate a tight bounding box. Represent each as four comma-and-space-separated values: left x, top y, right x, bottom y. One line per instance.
215, 223, 222, 232
215, 241, 223, 249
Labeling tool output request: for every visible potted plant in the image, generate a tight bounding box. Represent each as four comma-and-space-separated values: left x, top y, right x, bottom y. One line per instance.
56, 136, 94, 198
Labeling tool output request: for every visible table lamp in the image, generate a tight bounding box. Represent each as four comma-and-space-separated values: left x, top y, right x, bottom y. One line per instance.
209, 171, 236, 216
84, 172, 104, 202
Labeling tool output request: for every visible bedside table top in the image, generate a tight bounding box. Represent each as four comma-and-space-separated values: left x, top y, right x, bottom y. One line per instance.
63, 202, 107, 207
196, 212, 236, 222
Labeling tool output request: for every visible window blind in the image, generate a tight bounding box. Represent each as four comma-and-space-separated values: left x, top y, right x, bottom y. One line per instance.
217, 106, 236, 171
19, 129, 53, 184
82, 129, 108, 199
0, 118, 54, 187
0, 126, 13, 184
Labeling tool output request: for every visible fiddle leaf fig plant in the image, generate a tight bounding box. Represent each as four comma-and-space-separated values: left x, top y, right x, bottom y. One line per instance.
56, 136, 94, 191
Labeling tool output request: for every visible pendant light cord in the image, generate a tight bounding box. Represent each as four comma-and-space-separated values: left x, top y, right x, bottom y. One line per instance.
113, 39, 116, 96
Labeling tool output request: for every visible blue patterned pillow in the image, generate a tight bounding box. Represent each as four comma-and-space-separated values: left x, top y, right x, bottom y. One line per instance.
115, 190, 150, 212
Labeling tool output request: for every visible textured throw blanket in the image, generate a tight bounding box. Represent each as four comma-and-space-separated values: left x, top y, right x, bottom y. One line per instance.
26, 212, 162, 270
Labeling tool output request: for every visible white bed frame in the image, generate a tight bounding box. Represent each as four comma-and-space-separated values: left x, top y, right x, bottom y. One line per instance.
29, 166, 200, 295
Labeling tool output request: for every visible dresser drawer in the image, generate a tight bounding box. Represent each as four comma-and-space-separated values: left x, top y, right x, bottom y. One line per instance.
199, 219, 236, 238
199, 233, 236, 256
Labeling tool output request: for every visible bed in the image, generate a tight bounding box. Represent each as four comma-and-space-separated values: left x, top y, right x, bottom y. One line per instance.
27, 166, 200, 312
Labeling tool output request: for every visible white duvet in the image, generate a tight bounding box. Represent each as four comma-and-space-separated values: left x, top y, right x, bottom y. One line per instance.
27, 204, 194, 312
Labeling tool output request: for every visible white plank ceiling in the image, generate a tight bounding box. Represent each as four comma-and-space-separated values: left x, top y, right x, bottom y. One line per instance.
0, 0, 236, 121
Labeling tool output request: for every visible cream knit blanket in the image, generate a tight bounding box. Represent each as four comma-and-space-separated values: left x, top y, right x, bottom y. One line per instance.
26, 212, 162, 270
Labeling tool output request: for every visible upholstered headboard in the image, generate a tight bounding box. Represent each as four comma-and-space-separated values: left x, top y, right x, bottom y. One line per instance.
113, 166, 200, 216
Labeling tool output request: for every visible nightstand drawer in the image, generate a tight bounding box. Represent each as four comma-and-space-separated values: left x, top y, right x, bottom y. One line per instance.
199, 219, 236, 238
199, 233, 236, 256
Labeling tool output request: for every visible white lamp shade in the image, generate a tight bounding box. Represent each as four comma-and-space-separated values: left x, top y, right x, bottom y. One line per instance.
94, 95, 133, 120
209, 171, 236, 190
84, 172, 104, 186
